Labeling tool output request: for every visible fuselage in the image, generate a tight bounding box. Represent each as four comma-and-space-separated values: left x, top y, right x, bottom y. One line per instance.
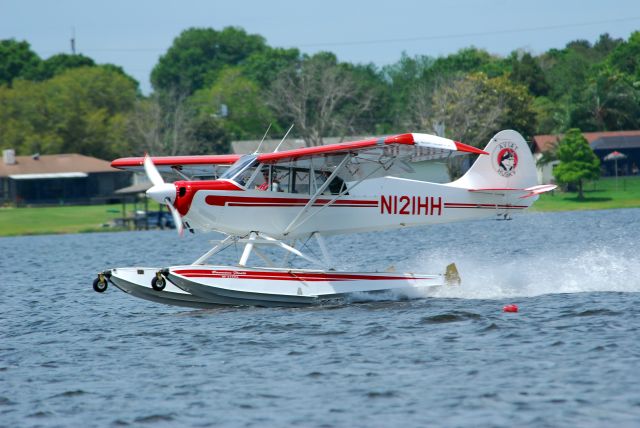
175, 176, 534, 239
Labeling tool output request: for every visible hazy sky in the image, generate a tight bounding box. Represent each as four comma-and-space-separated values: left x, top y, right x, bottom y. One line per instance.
2, 0, 639, 93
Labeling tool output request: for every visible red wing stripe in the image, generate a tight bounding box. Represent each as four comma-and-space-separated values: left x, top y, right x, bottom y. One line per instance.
111, 154, 241, 169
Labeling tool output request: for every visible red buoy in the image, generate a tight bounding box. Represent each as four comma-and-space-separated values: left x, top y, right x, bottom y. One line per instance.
503, 304, 519, 313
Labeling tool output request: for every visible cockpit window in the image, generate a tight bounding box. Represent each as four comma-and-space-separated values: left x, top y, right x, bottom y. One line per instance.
220, 154, 258, 183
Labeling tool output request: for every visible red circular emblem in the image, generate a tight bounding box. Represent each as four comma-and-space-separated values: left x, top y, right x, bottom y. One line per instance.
496, 148, 518, 177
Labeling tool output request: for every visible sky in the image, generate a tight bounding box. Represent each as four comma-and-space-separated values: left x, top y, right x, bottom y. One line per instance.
1, 0, 639, 94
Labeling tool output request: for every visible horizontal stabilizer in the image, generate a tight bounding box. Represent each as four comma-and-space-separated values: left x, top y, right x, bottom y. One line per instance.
469, 184, 557, 198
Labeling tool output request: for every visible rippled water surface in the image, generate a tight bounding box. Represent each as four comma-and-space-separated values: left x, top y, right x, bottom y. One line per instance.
2, 209, 640, 427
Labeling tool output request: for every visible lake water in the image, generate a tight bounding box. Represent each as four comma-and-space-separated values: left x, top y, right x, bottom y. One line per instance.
1, 209, 640, 427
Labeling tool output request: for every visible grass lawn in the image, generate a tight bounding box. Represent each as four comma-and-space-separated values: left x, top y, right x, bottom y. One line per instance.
531, 176, 640, 212
0, 202, 166, 236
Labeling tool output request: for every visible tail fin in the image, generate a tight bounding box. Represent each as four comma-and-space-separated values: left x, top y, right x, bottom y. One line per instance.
450, 130, 539, 190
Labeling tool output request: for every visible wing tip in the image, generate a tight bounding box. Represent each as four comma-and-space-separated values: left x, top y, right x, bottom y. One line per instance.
454, 141, 489, 155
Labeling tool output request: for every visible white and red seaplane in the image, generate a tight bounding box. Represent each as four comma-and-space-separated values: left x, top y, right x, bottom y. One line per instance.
93, 129, 555, 307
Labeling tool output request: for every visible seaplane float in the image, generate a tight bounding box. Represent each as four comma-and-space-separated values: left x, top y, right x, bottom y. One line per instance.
92, 129, 555, 308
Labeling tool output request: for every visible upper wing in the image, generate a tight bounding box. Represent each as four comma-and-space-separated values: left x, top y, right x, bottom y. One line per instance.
110, 154, 240, 178
110, 133, 485, 179
257, 133, 487, 164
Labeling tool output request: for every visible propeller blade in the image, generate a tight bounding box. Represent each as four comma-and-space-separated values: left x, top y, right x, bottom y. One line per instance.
144, 154, 184, 236
165, 199, 184, 237
143, 154, 164, 187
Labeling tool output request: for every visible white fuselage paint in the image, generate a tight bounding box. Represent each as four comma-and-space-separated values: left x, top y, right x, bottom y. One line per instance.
182, 176, 535, 239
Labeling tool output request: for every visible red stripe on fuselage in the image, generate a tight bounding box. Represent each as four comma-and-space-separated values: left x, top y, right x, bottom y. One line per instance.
172, 269, 419, 282
444, 202, 528, 209
205, 195, 379, 208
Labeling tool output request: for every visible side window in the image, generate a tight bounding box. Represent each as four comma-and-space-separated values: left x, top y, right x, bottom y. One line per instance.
274, 167, 290, 193
315, 170, 347, 195
257, 166, 285, 192
291, 170, 310, 194
238, 167, 259, 188
255, 166, 327, 195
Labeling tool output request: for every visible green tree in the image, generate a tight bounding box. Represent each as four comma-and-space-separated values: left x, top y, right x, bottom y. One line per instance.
429, 72, 536, 147
191, 67, 277, 140
339, 62, 389, 134
268, 52, 375, 146
593, 33, 624, 59
127, 86, 232, 157
189, 114, 230, 155
151, 27, 267, 95
382, 53, 434, 129
425, 72, 535, 178
553, 129, 600, 200
509, 52, 550, 96
532, 96, 569, 134
570, 65, 640, 131
426, 47, 500, 79
541, 40, 598, 102
0, 80, 56, 152
607, 31, 640, 80
385, 48, 508, 132
241, 47, 300, 89
97, 64, 140, 92
24, 53, 95, 81
0, 66, 137, 159
538, 33, 640, 133
0, 39, 41, 86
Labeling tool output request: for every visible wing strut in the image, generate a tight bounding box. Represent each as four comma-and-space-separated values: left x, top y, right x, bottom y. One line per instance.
191, 235, 236, 265
189, 233, 332, 269
283, 154, 351, 235
284, 161, 388, 236
314, 233, 333, 268
239, 232, 258, 266
260, 233, 326, 268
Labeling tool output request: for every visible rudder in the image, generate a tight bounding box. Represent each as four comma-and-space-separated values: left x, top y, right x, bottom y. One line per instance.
449, 130, 538, 190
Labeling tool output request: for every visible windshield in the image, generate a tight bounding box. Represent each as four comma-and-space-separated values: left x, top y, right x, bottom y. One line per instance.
220, 154, 258, 182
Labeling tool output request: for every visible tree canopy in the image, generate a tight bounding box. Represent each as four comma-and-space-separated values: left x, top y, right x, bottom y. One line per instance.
418, 72, 536, 147
0, 66, 138, 159
1, 29, 639, 160
192, 67, 277, 140
268, 52, 376, 146
150, 27, 267, 95
24, 53, 95, 81
0, 39, 40, 86
553, 128, 601, 199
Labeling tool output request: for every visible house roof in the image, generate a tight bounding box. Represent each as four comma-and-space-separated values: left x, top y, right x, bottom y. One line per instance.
0, 153, 117, 178
533, 130, 640, 153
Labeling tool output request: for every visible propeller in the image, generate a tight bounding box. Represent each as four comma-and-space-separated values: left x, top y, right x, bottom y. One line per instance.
143, 154, 184, 236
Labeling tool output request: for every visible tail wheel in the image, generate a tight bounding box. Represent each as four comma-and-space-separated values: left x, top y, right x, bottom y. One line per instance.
151, 275, 166, 291
93, 276, 108, 293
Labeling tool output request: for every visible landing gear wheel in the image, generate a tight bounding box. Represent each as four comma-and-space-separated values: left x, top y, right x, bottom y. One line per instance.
151, 275, 166, 291
93, 276, 108, 293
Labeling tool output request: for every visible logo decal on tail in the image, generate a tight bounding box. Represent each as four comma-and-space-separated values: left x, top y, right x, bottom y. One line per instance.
492, 141, 519, 177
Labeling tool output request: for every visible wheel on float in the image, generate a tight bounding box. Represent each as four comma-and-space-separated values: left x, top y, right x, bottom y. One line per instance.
151, 275, 166, 291
93, 276, 108, 293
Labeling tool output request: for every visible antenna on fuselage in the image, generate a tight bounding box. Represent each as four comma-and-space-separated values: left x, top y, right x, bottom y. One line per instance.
253, 123, 272, 154
273, 123, 295, 153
